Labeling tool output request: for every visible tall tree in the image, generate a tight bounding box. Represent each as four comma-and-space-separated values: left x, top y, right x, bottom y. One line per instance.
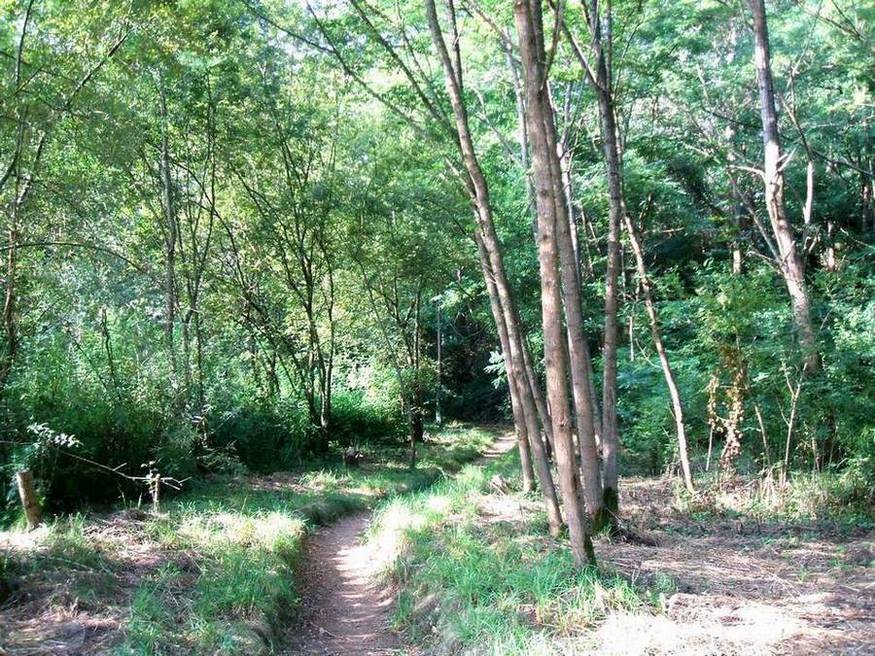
564, 0, 625, 513
515, 0, 597, 566
748, 0, 820, 372
423, 0, 564, 534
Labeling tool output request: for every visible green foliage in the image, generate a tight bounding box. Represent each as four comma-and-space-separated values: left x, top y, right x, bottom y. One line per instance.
208, 397, 316, 473
329, 390, 406, 446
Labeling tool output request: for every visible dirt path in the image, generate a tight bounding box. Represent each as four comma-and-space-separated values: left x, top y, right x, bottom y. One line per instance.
284, 432, 517, 656
283, 512, 406, 656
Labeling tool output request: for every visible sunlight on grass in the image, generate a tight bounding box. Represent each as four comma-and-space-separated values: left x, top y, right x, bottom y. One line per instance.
2, 424, 500, 656
298, 469, 344, 491
368, 448, 657, 655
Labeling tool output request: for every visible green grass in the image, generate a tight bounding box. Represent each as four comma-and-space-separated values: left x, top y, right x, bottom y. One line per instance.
367, 449, 654, 655
1, 423, 498, 656
118, 424, 495, 654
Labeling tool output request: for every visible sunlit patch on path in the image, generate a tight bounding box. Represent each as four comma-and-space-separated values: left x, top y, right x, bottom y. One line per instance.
283, 512, 410, 656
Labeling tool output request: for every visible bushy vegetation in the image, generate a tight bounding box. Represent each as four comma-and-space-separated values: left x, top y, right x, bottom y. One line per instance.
616, 257, 875, 489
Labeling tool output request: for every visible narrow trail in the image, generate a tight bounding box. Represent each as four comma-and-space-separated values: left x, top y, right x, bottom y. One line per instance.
283, 511, 405, 656
283, 431, 517, 656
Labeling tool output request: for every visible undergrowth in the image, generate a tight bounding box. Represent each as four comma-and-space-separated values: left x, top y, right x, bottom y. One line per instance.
672, 464, 875, 529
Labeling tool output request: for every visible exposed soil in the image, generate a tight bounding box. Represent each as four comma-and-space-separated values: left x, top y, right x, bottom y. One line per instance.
282, 512, 409, 656
595, 477, 875, 656
0, 509, 175, 656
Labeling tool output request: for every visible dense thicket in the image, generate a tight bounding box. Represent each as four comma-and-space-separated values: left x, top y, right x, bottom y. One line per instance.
1, 0, 872, 536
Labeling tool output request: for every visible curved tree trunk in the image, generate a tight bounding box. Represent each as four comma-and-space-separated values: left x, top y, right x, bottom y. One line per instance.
476, 233, 535, 492
624, 214, 695, 493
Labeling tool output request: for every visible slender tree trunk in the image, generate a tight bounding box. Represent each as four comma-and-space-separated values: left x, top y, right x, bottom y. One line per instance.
321, 272, 335, 433
624, 213, 695, 493
862, 166, 874, 231
0, 177, 28, 394
559, 131, 603, 449
511, 0, 603, 524
0, 224, 17, 392
725, 126, 746, 275
474, 107, 557, 528
749, 0, 819, 372
476, 232, 564, 531
435, 303, 443, 426
566, 7, 625, 514
825, 219, 837, 272
424, 0, 563, 535
598, 102, 623, 515
504, 26, 559, 459
521, 340, 554, 452
546, 108, 603, 519
412, 287, 424, 444
475, 233, 537, 498
505, 41, 537, 240
516, 0, 595, 567
159, 91, 178, 379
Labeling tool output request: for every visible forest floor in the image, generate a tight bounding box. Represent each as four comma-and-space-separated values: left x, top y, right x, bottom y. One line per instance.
366, 447, 875, 656
596, 476, 874, 655
1, 427, 873, 656
0, 425, 496, 656
281, 511, 408, 656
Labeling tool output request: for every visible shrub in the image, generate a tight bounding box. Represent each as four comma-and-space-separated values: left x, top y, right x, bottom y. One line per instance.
330, 390, 404, 447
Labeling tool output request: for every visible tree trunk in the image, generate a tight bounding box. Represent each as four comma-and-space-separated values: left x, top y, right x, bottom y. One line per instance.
825, 219, 837, 272
559, 131, 603, 449
597, 100, 623, 516
725, 125, 746, 275
159, 90, 178, 380
521, 340, 554, 453
505, 40, 537, 240
749, 0, 819, 372
515, 0, 595, 567
16, 469, 41, 531
566, 6, 626, 515
435, 303, 443, 426
475, 233, 538, 499
624, 213, 695, 493
412, 287, 423, 444
0, 224, 17, 392
424, 0, 564, 535
546, 106, 603, 519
